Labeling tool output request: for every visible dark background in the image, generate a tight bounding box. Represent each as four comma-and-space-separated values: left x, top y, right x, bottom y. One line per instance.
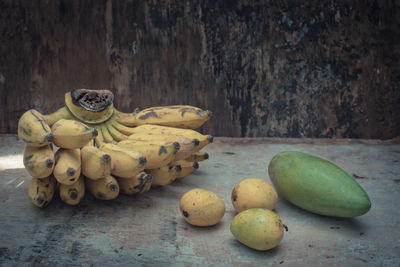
0, 0, 399, 138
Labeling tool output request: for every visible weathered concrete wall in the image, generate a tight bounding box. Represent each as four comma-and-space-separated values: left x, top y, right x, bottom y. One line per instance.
0, 0, 399, 138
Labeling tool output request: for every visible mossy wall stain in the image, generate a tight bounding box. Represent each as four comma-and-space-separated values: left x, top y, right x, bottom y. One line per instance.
0, 0, 399, 138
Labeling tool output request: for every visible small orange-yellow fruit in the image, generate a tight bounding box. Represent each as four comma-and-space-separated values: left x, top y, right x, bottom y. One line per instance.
231, 178, 278, 213
179, 188, 226, 226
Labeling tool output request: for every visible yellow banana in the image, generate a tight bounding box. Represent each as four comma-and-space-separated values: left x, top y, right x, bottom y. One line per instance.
174, 160, 199, 179
51, 119, 98, 149
126, 124, 213, 152
81, 145, 112, 180
147, 165, 181, 186
86, 174, 119, 200
99, 143, 147, 178
108, 117, 136, 135
185, 151, 209, 162
117, 172, 153, 195
43, 106, 73, 126
117, 140, 180, 169
114, 105, 212, 129
23, 144, 54, 178
94, 125, 105, 147
18, 109, 54, 147
28, 175, 57, 208
105, 120, 128, 141
59, 175, 85, 205
53, 148, 81, 185
98, 124, 115, 143
127, 132, 198, 161
65, 89, 114, 124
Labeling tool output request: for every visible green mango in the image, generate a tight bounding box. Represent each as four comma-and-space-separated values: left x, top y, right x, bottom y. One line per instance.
268, 151, 371, 217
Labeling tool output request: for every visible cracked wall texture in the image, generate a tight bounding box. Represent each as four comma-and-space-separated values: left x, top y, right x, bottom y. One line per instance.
0, 0, 399, 138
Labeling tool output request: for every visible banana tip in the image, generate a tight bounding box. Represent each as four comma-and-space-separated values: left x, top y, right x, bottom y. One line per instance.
175, 165, 182, 172
207, 135, 214, 143
139, 156, 147, 165
204, 153, 209, 160
109, 183, 118, 192
92, 128, 98, 137
173, 142, 181, 151
193, 161, 199, 169
66, 168, 76, 176
146, 174, 153, 182
46, 133, 54, 142
46, 159, 54, 168
193, 139, 200, 146
69, 190, 78, 200
102, 154, 111, 163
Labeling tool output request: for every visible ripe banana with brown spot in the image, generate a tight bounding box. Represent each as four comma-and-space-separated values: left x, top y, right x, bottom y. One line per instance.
173, 160, 199, 179
126, 124, 213, 152
117, 172, 153, 195
118, 140, 180, 169
28, 175, 57, 208
59, 175, 85, 205
18, 109, 54, 147
53, 148, 81, 185
127, 132, 198, 161
114, 105, 212, 129
23, 144, 54, 178
94, 125, 105, 146
86, 174, 119, 200
99, 143, 147, 178
81, 145, 112, 180
43, 106, 73, 126
108, 117, 136, 136
98, 124, 115, 143
185, 151, 209, 162
51, 119, 98, 149
147, 164, 182, 186
105, 119, 128, 141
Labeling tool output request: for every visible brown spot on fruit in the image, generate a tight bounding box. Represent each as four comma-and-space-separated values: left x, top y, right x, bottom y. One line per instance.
138, 111, 158, 120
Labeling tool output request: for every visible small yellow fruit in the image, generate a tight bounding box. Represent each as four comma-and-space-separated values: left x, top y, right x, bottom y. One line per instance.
179, 188, 225, 226
230, 208, 285, 251
231, 178, 278, 213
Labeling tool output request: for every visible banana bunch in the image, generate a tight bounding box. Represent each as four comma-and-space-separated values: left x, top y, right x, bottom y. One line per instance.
18, 89, 213, 208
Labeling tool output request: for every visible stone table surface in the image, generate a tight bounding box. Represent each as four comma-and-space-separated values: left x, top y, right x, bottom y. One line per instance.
0, 135, 399, 266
